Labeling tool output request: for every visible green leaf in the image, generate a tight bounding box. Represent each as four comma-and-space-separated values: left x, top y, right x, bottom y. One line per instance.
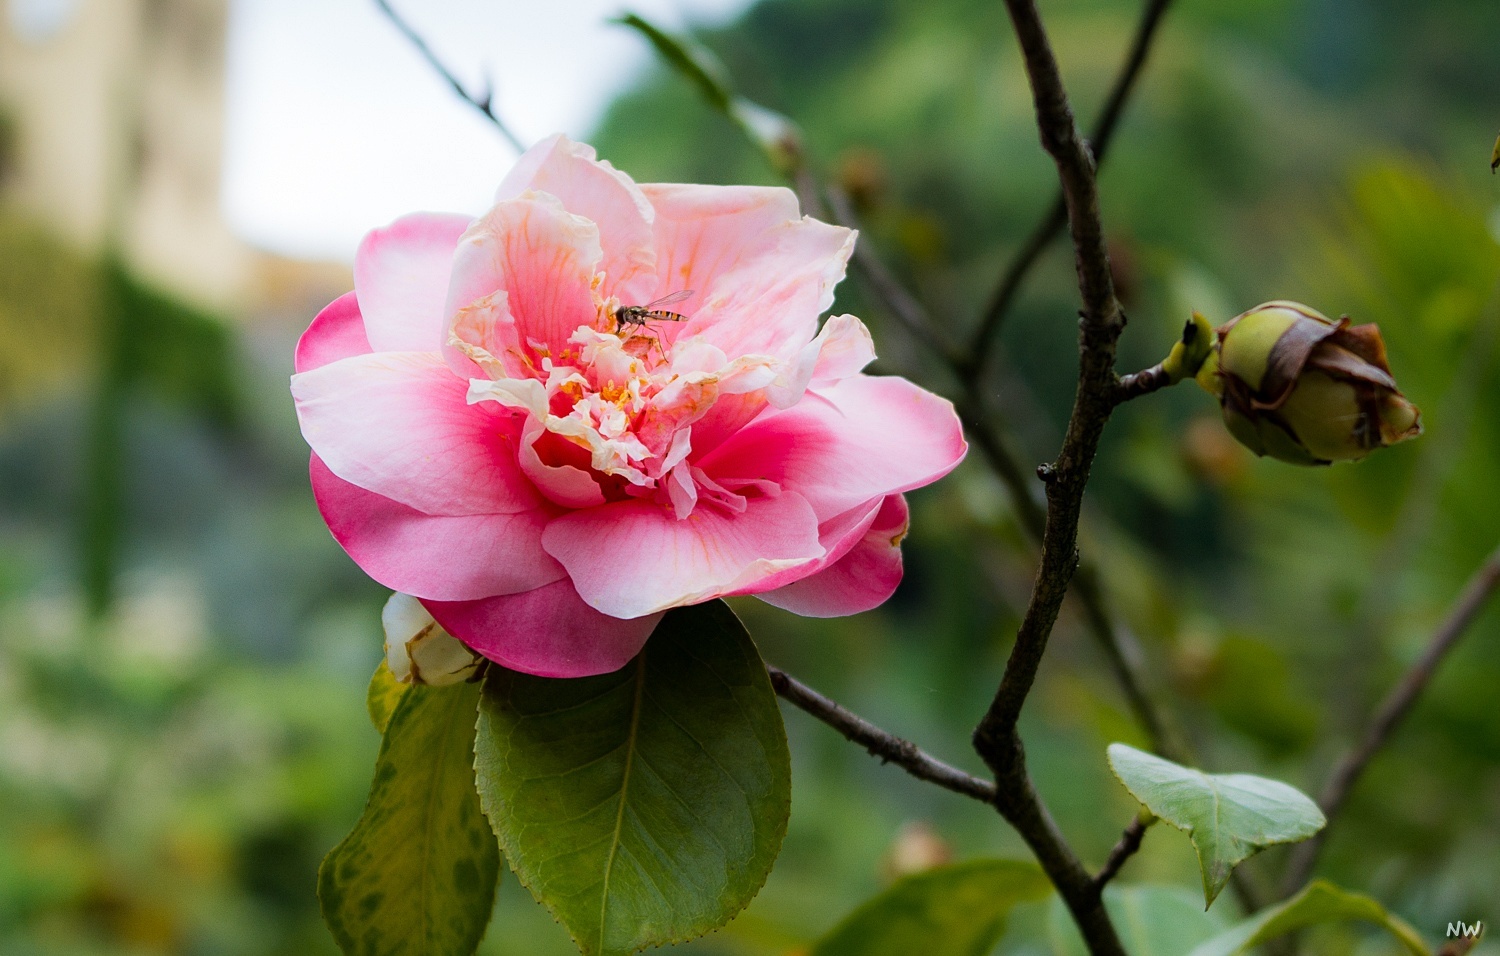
812, 859, 1049, 956
319, 680, 500, 956
475, 600, 791, 956
1107, 743, 1325, 906
366, 659, 407, 734
1185, 880, 1432, 956
614, 11, 801, 173
1048, 884, 1232, 956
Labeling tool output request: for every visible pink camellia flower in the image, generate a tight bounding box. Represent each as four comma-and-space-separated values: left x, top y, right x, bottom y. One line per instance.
292, 135, 966, 677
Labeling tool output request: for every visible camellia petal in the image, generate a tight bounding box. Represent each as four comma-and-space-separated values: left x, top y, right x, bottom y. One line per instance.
422, 581, 663, 678
757, 494, 909, 617
541, 491, 825, 620
697, 374, 967, 520
678, 215, 856, 365
496, 134, 658, 306
353, 212, 472, 353
728, 494, 885, 597
444, 191, 604, 362
294, 292, 371, 374
311, 456, 563, 602
637, 182, 802, 311
292, 351, 539, 516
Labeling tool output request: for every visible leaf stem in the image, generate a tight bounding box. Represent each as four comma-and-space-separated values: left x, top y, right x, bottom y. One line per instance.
1093, 813, 1155, 889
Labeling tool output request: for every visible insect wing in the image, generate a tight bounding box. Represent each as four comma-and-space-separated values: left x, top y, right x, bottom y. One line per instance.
642, 289, 695, 310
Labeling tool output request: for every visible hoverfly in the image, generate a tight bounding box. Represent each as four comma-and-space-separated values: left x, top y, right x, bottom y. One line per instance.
612, 289, 694, 332
610, 290, 694, 358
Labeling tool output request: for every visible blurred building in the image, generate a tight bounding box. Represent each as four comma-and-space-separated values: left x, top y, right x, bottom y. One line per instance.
0, 0, 346, 314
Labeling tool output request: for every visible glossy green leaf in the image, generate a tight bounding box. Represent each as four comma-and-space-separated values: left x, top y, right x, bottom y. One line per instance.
320, 680, 500, 956
1107, 743, 1325, 906
812, 859, 1049, 956
1048, 884, 1232, 956
1185, 880, 1431, 956
366, 658, 407, 734
475, 601, 791, 956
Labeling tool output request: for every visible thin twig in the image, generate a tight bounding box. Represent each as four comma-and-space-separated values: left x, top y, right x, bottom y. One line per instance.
372, 0, 526, 152
766, 666, 997, 803
1280, 544, 1500, 896
967, 0, 1174, 377
1094, 814, 1155, 889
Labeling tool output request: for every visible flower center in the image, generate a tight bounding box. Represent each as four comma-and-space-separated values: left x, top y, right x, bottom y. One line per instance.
467, 309, 783, 517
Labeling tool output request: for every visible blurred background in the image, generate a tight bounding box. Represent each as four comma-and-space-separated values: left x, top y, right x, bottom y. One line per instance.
1, 0, 1497, 953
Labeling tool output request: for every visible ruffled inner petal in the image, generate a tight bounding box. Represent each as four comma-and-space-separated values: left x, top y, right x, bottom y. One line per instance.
497, 134, 659, 306
444, 191, 605, 363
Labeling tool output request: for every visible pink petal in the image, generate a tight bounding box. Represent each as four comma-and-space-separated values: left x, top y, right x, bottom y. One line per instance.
354, 213, 472, 353
423, 581, 663, 678
516, 416, 606, 509
292, 351, 539, 516
809, 314, 877, 386
311, 455, 564, 601
541, 491, 825, 620
295, 292, 371, 374
762, 313, 877, 410
637, 183, 800, 308
497, 134, 658, 305
696, 374, 967, 520
757, 494, 909, 617
640, 182, 854, 364
728, 495, 884, 596
684, 215, 855, 363
444, 192, 603, 361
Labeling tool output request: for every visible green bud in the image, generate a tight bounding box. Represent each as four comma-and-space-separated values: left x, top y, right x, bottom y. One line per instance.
1197, 301, 1422, 465
381, 593, 481, 687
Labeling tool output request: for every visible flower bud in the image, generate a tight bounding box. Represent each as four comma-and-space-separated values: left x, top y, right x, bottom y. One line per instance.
382, 593, 480, 686
1196, 301, 1421, 465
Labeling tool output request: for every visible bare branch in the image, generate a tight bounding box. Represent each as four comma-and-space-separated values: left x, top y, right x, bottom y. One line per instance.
963, 1, 1139, 950
1094, 814, 1155, 889
967, 0, 1174, 376
974, 0, 1127, 755
373, 0, 526, 153
1280, 544, 1500, 896
766, 666, 997, 804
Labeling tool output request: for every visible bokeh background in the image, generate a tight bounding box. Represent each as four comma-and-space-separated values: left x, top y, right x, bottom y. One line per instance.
2, 0, 1498, 953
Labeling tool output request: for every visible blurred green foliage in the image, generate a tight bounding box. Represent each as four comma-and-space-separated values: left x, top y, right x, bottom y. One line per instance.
3, 0, 1500, 953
